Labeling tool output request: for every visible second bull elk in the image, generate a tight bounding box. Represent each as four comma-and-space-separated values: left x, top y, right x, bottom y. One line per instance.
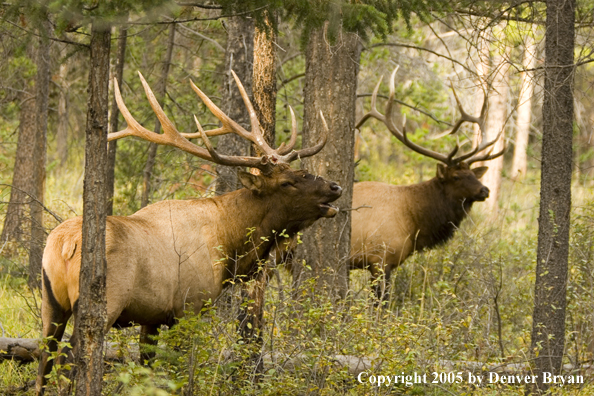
36, 72, 341, 395
351, 67, 504, 300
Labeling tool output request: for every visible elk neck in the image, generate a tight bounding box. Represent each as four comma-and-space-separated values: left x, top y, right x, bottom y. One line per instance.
405, 178, 474, 251
212, 187, 299, 279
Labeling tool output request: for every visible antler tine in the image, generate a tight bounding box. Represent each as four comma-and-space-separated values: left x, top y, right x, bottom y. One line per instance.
382, 68, 451, 164
466, 140, 506, 165
109, 76, 152, 142
400, 114, 449, 164
441, 81, 492, 164
277, 106, 298, 156
230, 70, 276, 157
188, 79, 251, 141
136, 72, 190, 144
109, 74, 215, 161
442, 82, 486, 138
458, 127, 505, 164
180, 126, 233, 139
356, 75, 386, 130
193, 115, 266, 169
446, 140, 460, 164
283, 111, 329, 162
384, 67, 399, 131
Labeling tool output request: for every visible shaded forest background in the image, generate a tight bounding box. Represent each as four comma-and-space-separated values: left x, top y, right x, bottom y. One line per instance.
1, 1, 594, 395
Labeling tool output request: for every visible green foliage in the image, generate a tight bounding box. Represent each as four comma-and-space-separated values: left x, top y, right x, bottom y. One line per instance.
218, 0, 450, 47
4, 0, 179, 33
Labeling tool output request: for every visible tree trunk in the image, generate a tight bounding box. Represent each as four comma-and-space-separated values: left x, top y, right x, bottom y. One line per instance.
530, 0, 575, 392
251, 22, 276, 151
474, 33, 490, 144
295, 27, 361, 299
74, 21, 111, 396
1, 89, 36, 248
57, 60, 69, 168
28, 23, 51, 290
141, 23, 175, 208
215, 17, 254, 195
511, 31, 537, 180
481, 48, 510, 214
237, 17, 276, 352
106, 24, 128, 216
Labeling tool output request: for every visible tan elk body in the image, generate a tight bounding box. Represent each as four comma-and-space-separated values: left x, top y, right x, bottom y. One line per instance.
36, 72, 341, 395
349, 67, 504, 299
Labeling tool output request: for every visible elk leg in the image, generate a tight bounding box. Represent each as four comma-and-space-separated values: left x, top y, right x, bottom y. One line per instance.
36, 318, 70, 396
370, 265, 392, 303
139, 325, 160, 365
36, 271, 72, 396
237, 268, 269, 377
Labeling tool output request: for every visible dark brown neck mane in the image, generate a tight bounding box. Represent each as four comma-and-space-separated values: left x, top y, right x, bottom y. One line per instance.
407, 178, 474, 251
212, 188, 303, 281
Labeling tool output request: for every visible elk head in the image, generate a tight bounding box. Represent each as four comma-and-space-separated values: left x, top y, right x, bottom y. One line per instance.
357, 67, 504, 205
239, 165, 342, 231
110, 71, 341, 222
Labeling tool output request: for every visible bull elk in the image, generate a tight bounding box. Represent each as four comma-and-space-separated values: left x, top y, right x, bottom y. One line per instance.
36, 72, 342, 395
351, 67, 504, 300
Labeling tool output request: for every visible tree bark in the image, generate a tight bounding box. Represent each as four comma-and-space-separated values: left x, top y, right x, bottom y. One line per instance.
56, 60, 69, 168
481, 47, 510, 214
511, 31, 537, 180
474, 33, 490, 144
215, 16, 253, 195
530, 0, 575, 392
28, 22, 51, 290
251, 22, 276, 152
106, 23, 128, 216
237, 17, 276, 351
295, 27, 361, 298
74, 21, 111, 396
140, 23, 176, 208
1, 89, 36, 248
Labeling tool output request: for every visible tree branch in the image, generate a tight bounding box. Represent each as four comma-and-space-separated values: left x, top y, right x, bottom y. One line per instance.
126, 6, 268, 25
364, 42, 474, 75
176, 1, 223, 9
0, 184, 63, 223
278, 72, 305, 89
4, 20, 88, 48
356, 94, 452, 126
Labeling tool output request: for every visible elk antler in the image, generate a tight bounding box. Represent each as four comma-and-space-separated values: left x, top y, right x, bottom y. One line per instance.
356, 67, 505, 166
110, 71, 327, 174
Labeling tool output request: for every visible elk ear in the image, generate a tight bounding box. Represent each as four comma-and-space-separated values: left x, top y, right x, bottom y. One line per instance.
238, 171, 263, 193
472, 166, 488, 179
436, 164, 447, 180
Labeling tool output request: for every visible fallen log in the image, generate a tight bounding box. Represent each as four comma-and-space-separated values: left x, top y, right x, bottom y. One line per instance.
0, 338, 40, 363
0, 337, 139, 364
1, 337, 592, 378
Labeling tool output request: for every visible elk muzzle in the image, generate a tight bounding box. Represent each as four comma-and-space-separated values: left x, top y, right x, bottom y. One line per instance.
319, 182, 342, 217
475, 186, 490, 201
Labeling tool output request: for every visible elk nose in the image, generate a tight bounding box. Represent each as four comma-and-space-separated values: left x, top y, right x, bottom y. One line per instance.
329, 182, 342, 194
480, 186, 490, 196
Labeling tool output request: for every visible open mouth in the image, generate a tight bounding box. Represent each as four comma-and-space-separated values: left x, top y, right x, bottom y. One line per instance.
474, 194, 489, 202
319, 203, 339, 217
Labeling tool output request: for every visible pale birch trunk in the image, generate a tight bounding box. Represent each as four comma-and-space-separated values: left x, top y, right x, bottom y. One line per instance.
481, 49, 510, 213
511, 31, 537, 180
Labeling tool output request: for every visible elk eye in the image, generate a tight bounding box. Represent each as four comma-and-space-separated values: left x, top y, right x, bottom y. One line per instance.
281, 181, 293, 188
453, 176, 460, 181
